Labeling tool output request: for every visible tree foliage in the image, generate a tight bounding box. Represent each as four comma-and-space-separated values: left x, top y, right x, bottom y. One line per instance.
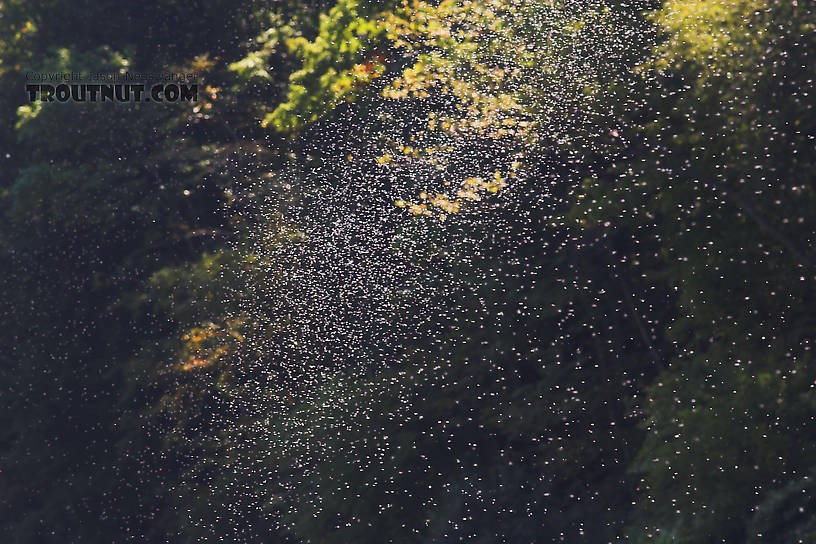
1, 0, 815, 542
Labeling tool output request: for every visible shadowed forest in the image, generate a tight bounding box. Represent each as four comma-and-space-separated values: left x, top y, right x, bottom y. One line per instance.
1, 1, 815, 542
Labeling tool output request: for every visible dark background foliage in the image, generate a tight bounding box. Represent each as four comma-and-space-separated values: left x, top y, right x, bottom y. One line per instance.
1, 1, 814, 542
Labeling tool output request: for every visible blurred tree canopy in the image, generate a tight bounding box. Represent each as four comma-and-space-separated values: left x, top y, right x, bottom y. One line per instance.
1, 0, 815, 542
